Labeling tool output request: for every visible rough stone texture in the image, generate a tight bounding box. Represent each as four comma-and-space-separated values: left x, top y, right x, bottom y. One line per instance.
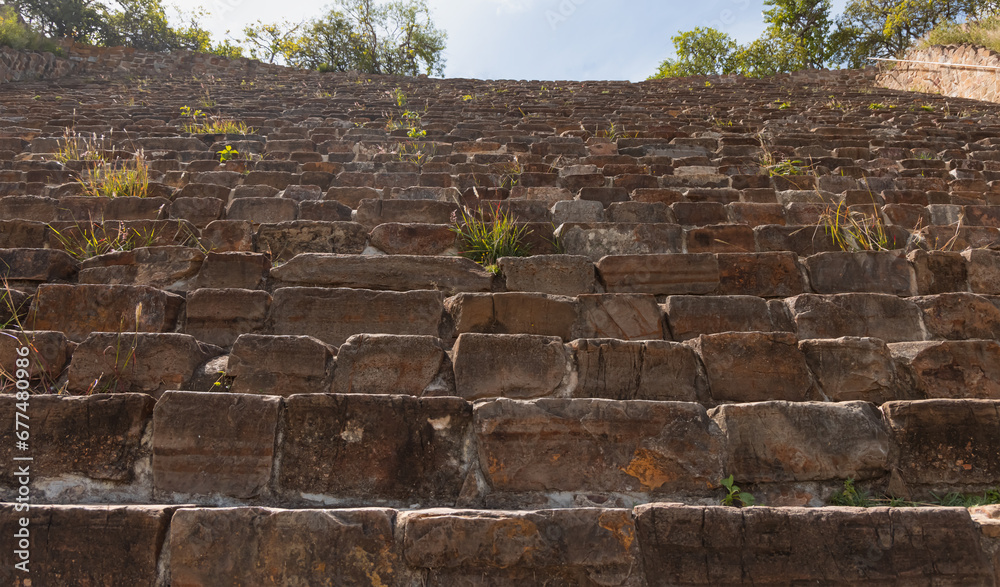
0, 247, 77, 282
270, 253, 493, 293
889, 341, 1000, 400
964, 248, 1000, 294
453, 333, 570, 400
269, 287, 444, 347
804, 251, 915, 296
785, 293, 926, 342
356, 198, 458, 228
0, 329, 70, 381
333, 334, 454, 396
170, 507, 412, 587
79, 246, 205, 292
68, 332, 222, 397
446, 292, 578, 339
474, 398, 723, 501
597, 254, 719, 295
0, 505, 172, 587
556, 223, 684, 260
153, 391, 280, 500
189, 252, 270, 290
369, 222, 457, 255
716, 251, 805, 297
663, 295, 773, 341
634, 504, 996, 586
279, 393, 472, 505
570, 338, 708, 402
711, 401, 891, 483
29, 283, 185, 343
690, 332, 818, 403
882, 399, 1000, 490
498, 254, 596, 296
0, 287, 30, 328
913, 293, 1000, 340
0, 394, 153, 492
402, 508, 644, 587
183, 288, 271, 348
255, 221, 367, 261
576, 294, 664, 340
800, 337, 902, 403
228, 334, 334, 396
908, 250, 969, 295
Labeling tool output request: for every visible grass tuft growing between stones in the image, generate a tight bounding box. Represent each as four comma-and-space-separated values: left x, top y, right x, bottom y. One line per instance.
450, 203, 531, 274
830, 478, 1000, 508
47, 221, 159, 261
78, 151, 150, 198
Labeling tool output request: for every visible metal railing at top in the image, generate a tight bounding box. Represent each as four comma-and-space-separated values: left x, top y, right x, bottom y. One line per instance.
869, 56, 1000, 72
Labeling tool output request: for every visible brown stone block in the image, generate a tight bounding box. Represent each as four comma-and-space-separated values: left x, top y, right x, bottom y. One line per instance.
0, 394, 153, 488
0, 329, 69, 381
334, 334, 453, 396
474, 398, 723, 498
634, 504, 995, 586
913, 293, 1000, 340
964, 248, 1000, 294
153, 391, 280, 499
225, 197, 298, 223
908, 250, 969, 295
663, 295, 773, 341
200, 220, 253, 252
401, 508, 643, 587
785, 293, 925, 342
691, 332, 817, 402
191, 252, 270, 290
556, 223, 684, 261
445, 292, 578, 339
79, 245, 205, 292
711, 401, 890, 483
800, 337, 902, 403
717, 252, 805, 297
889, 341, 1000, 399
278, 393, 472, 504
29, 283, 185, 343
229, 334, 333, 396
498, 254, 596, 296
184, 288, 270, 348
270, 253, 493, 294
169, 196, 223, 228
369, 222, 457, 255
453, 333, 570, 400
255, 221, 367, 261
356, 198, 458, 228
570, 338, 707, 402
170, 507, 411, 587
270, 287, 443, 347
754, 224, 841, 256
883, 399, 1000, 489
576, 293, 664, 340
0, 505, 171, 586
0, 248, 78, 282
804, 251, 915, 296
597, 253, 719, 295
685, 224, 756, 254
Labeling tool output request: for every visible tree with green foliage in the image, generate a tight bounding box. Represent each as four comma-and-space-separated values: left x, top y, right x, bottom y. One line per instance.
650, 27, 738, 77
9, 0, 105, 40
242, 19, 301, 64
286, 0, 446, 76
763, 0, 835, 68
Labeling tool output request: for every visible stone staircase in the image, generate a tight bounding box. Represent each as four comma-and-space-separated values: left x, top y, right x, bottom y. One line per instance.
0, 61, 998, 585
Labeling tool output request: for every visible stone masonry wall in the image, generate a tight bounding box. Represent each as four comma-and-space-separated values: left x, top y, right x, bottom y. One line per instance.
879, 44, 1000, 103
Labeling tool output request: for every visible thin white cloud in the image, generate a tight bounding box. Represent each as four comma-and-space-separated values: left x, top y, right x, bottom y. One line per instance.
485, 0, 537, 14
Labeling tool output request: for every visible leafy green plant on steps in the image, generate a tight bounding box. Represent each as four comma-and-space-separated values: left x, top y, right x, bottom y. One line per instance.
720, 475, 755, 507
450, 203, 531, 274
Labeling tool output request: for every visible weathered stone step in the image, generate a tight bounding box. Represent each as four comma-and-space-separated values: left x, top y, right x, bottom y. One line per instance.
1, 502, 996, 586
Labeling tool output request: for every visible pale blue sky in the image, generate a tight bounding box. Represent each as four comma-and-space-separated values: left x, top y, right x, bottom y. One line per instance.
169, 0, 851, 81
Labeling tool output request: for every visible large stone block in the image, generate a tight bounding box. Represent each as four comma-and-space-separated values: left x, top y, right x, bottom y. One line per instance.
453, 333, 571, 400
964, 248, 1000, 294
79, 246, 205, 292
0, 329, 70, 381
401, 508, 643, 587
576, 294, 664, 340
356, 198, 458, 228
908, 250, 969, 295
883, 399, 1000, 490
634, 504, 995, 586
800, 337, 902, 403
255, 221, 367, 261
153, 391, 280, 500
333, 334, 453, 396
0, 248, 78, 283
690, 332, 818, 402
474, 398, 724, 501
804, 251, 915, 296
278, 394, 472, 505
663, 295, 773, 341
556, 223, 684, 261
570, 338, 708, 402
889, 341, 1000, 399
270, 253, 493, 293
170, 507, 411, 587
68, 332, 222, 397
711, 401, 891, 483
0, 394, 153, 496
717, 251, 805, 297
913, 293, 1000, 340
229, 334, 334, 396
270, 287, 444, 347
785, 293, 925, 342
498, 254, 596, 296
369, 222, 457, 255
29, 284, 185, 342
597, 254, 719, 295
445, 292, 577, 339
183, 288, 271, 348
0, 505, 172, 586
190, 251, 270, 290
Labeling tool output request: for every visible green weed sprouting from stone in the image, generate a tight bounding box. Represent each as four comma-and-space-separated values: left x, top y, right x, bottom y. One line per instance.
217, 145, 240, 162
720, 475, 755, 507
450, 203, 531, 274
830, 478, 1000, 508
179, 106, 253, 135
77, 150, 150, 199
47, 221, 159, 261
